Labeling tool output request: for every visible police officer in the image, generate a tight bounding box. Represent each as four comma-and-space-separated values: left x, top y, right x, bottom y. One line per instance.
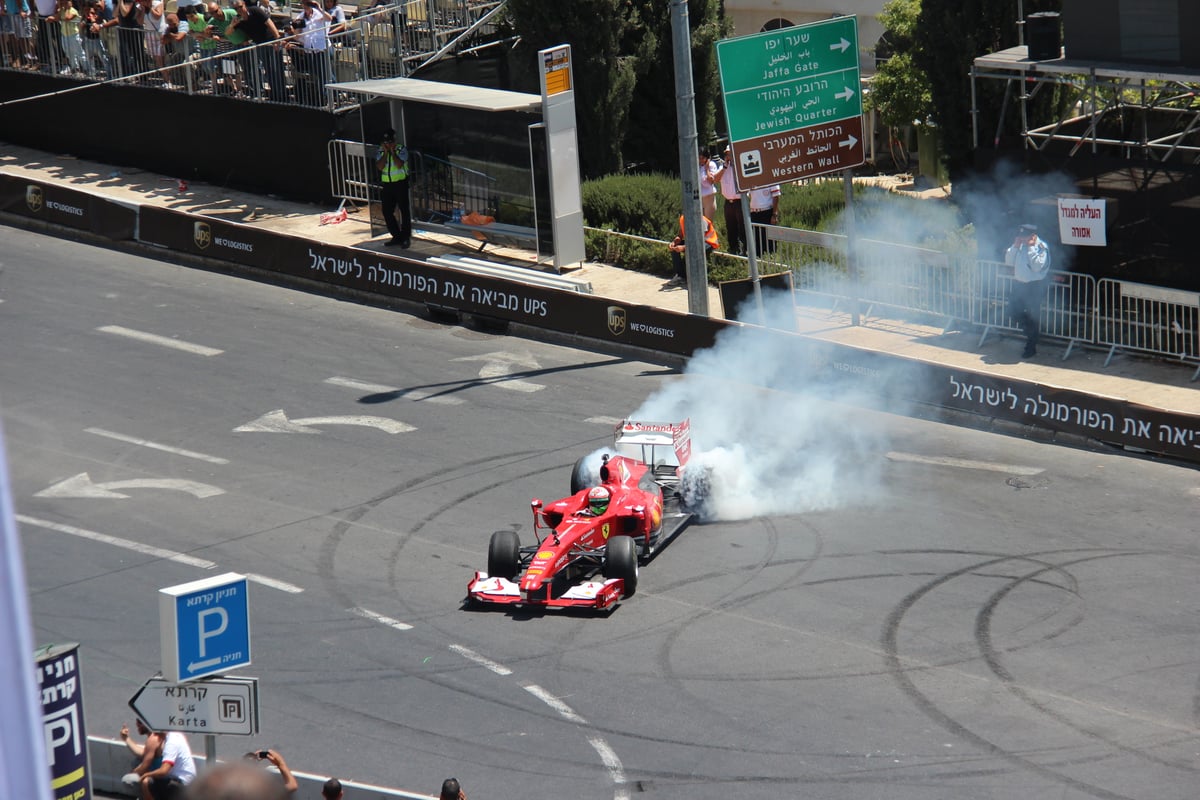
375, 128, 411, 248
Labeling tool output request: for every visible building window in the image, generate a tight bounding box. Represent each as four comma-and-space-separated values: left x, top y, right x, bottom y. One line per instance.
760, 17, 794, 31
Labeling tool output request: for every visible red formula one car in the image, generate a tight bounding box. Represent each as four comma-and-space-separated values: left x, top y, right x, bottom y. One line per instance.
466, 419, 694, 611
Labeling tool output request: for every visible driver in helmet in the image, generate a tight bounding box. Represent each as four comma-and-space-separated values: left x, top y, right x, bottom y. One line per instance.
585, 485, 611, 516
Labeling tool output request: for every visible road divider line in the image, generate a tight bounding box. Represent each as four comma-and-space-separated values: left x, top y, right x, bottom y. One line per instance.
885, 451, 1045, 475
350, 606, 413, 631
244, 573, 304, 594
524, 684, 587, 724
97, 325, 223, 356
325, 376, 464, 405
17, 514, 217, 569
589, 737, 629, 800
85, 428, 229, 464
448, 644, 513, 676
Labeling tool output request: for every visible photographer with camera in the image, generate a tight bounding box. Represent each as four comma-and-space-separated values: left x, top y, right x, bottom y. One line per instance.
375, 127, 411, 247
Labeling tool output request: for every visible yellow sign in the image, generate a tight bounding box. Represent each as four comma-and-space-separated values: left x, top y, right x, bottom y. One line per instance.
541, 45, 571, 96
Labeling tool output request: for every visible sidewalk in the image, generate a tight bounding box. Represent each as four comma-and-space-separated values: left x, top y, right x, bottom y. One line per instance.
1, 142, 1197, 422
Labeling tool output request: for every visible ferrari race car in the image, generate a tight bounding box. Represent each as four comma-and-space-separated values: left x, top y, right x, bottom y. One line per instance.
466, 419, 694, 611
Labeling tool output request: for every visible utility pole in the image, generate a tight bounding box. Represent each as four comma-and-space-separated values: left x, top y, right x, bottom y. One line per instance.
670, 0, 709, 316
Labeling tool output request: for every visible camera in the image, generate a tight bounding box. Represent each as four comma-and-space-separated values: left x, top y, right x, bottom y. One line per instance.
257, 750, 269, 759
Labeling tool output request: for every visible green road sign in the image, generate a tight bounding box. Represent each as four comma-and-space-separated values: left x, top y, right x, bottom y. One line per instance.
716, 15, 864, 191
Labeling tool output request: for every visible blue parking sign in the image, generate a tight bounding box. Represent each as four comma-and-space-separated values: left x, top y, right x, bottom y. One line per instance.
159, 573, 251, 683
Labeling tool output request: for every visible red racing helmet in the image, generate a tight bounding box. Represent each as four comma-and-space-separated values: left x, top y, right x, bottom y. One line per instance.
587, 486, 612, 515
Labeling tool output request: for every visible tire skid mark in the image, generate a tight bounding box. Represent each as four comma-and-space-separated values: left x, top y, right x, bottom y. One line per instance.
882, 549, 1140, 800
976, 551, 1200, 772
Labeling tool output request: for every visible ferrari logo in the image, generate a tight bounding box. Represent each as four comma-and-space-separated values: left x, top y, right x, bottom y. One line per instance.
606, 306, 626, 336
193, 221, 212, 250
601, 522, 610, 540
25, 185, 43, 213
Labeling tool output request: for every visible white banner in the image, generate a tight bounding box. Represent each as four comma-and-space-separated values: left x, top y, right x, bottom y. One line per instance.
1058, 197, 1106, 246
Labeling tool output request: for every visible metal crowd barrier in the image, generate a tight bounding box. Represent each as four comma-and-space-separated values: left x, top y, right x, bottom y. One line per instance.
1096, 279, 1200, 379
328, 139, 377, 212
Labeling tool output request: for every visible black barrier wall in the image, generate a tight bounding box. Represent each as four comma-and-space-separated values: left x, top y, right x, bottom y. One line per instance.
0, 77, 338, 204
0, 174, 137, 238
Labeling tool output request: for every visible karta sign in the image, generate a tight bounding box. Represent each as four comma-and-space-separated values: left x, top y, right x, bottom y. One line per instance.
717, 15, 865, 190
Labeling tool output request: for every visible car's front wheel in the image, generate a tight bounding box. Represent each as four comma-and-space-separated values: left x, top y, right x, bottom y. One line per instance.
487, 530, 521, 580
604, 536, 639, 597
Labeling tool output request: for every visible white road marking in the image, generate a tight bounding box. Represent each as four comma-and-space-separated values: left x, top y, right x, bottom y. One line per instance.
453, 352, 545, 393
886, 451, 1045, 476
448, 644, 513, 676
86, 428, 230, 464
590, 737, 630, 800
325, 376, 464, 405
97, 325, 223, 356
17, 514, 217, 569
234, 410, 415, 435
244, 573, 304, 593
350, 606, 413, 631
585, 416, 623, 426
524, 684, 587, 724
35, 473, 224, 499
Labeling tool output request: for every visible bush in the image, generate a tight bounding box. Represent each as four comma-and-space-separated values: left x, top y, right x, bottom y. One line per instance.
581, 173, 682, 239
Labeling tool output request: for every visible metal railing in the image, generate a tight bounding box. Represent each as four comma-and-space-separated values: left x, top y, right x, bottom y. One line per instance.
584, 224, 1200, 379
0, 0, 504, 109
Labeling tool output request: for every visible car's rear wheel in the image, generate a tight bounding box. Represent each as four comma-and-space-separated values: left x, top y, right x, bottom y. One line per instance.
604, 535, 638, 597
487, 530, 521, 580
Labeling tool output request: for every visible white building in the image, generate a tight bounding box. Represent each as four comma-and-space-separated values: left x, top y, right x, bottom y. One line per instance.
723, 1, 888, 76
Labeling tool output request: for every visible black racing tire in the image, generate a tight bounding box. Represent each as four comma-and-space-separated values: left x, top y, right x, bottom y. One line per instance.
569, 455, 594, 495
603, 535, 639, 597
487, 530, 521, 580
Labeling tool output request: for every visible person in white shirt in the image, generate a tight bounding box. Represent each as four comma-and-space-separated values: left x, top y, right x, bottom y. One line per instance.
711, 143, 744, 255
698, 148, 719, 221
287, 0, 332, 105
747, 182, 781, 256
137, 729, 196, 800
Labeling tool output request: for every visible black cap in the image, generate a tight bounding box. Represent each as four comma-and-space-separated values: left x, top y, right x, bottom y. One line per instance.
381, 129, 395, 142
1017, 224, 1037, 235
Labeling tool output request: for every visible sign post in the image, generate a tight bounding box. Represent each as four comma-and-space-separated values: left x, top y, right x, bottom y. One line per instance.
159, 572, 251, 684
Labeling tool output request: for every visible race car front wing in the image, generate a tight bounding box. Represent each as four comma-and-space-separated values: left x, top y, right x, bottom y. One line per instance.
467, 572, 626, 610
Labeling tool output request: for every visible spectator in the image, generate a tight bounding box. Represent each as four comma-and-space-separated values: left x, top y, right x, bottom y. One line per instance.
440, 778, 467, 800
206, 0, 247, 95
286, 0, 332, 106
712, 143, 744, 256
80, 0, 112, 76
32, 0, 59, 71
160, 10, 188, 82
138, 727, 196, 800
230, 0, 284, 99
747, 182, 780, 256
119, 719, 164, 794
114, 0, 143, 78
321, 0, 344, 34
50, 0, 86, 74
375, 127, 411, 247
1, 0, 37, 71
137, 0, 167, 81
241, 748, 299, 795
698, 148, 718, 221
321, 778, 343, 799
182, 5, 213, 86
1005, 222, 1051, 358
185, 761, 288, 800
666, 212, 719, 288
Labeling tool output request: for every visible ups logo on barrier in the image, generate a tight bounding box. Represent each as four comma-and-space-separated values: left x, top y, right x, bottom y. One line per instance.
25, 184, 44, 213
194, 221, 212, 250
607, 306, 626, 336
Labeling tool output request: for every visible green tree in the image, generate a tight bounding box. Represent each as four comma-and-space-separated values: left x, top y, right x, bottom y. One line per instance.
868, 0, 933, 131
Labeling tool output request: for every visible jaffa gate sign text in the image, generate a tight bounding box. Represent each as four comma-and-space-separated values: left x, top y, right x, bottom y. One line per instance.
716, 15, 865, 191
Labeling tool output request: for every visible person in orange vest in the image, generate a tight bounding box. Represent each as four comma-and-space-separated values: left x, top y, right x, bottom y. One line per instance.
667, 213, 719, 288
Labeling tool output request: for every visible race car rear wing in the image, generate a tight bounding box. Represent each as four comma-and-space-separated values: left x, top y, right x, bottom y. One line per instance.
614, 419, 691, 467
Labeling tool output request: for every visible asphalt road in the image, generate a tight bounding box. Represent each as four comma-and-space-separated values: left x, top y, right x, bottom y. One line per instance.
5, 227, 1200, 800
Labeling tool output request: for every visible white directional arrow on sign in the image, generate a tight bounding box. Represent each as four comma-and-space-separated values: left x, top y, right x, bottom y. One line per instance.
453, 352, 545, 393
35, 473, 224, 499
834, 86, 855, 102
840, 134, 859, 149
830, 37, 851, 53
233, 409, 415, 434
